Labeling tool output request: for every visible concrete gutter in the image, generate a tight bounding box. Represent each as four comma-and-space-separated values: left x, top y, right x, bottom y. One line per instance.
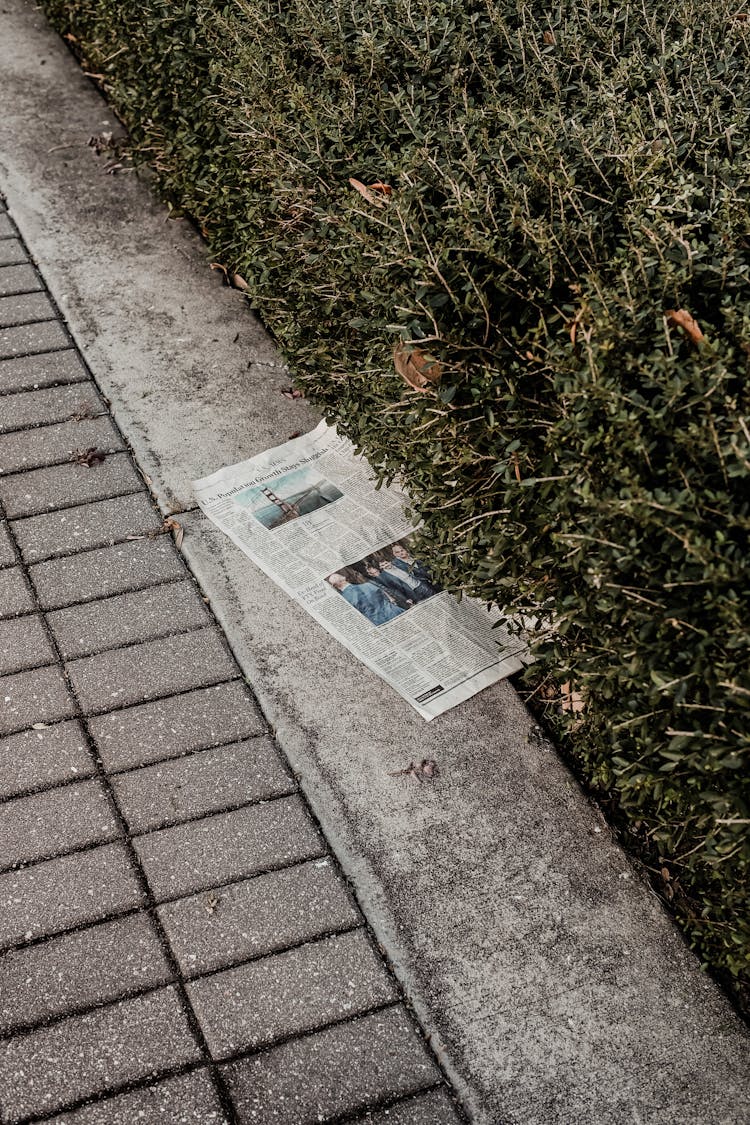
1, 2, 749, 1120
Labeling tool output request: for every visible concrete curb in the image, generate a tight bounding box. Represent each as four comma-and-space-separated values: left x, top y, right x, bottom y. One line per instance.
1, 2, 748, 1120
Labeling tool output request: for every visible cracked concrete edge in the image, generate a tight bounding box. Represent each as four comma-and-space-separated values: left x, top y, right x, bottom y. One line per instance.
1, 3, 749, 1123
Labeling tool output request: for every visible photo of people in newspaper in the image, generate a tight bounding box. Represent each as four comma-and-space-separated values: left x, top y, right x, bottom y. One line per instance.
325, 538, 442, 627
237, 466, 343, 530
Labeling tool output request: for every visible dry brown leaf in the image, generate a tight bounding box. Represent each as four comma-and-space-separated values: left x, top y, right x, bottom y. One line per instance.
543, 29, 557, 44
560, 681, 585, 714
393, 341, 443, 392
281, 386, 304, 400
369, 182, 393, 196
665, 308, 704, 346
348, 177, 384, 207
70, 446, 107, 467
163, 516, 184, 549
232, 273, 248, 290
210, 262, 229, 281
72, 401, 98, 422
87, 131, 113, 155
389, 759, 441, 782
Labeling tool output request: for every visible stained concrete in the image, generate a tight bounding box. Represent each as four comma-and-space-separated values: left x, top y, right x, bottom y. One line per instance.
0, 1, 748, 1121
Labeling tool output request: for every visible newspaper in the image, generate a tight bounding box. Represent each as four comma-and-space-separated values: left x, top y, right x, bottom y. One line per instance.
193, 421, 529, 720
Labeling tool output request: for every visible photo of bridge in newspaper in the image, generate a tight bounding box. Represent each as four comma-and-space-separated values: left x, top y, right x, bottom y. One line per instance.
193, 421, 530, 720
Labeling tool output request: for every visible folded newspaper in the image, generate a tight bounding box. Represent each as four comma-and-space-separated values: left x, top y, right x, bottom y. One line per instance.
193, 421, 530, 720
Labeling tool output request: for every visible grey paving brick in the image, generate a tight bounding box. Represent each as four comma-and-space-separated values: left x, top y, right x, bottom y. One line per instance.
0, 349, 86, 394
0, 566, 34, 617
0, 415, 123, 474
12, 491, 161, 564
0, 780, 120, 869
0, 319, 69, 361
67, 628, 237, 715
159, 858, 359, 978
0, 664, 75, 736
222, 1007, 441, 1124
0, 986, 201, 1123
158, 857, 359, 977
0, 239, 26, 268
91, 681, 266, 773
113, 738, 293, 834
0, 842, 144, 949
0, 264, 41, 298
0, 521, 15, 567
189, 929, 396, 1058
0, 613, 55, 675
30, 536, 183, 610
47, 1070, 228, 1124
0, 452, 141, 520
0, 381, 101, 435
0, 913, 172, 1032
0, 721, 93, 799
0, 214, 16, 239
48, 580, 210, 661
0, 291, 56, 329
135, 795, 325, 902
353, 1088, 463, 1123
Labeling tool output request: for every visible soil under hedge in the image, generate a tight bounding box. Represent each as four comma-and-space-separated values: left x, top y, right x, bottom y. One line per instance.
42, 0, 750, 1000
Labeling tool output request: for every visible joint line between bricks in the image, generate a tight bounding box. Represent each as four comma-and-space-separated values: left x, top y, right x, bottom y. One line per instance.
0, 786, 310, 879
2, 919, 369, 1042
0, 847, 343, 961
4, 482, 144, 523
12, 1000, 407, 1125
0, 728, 271, 806
0, 497, 243, 1125
0, 314, 59, 331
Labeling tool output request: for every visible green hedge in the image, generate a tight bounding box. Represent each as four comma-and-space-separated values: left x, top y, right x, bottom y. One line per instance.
44, 0, 750, 991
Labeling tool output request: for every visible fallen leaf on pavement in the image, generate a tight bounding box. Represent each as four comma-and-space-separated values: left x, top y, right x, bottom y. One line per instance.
210, 262, 229, 282
389, 759, 441, 782
70, 446, 107, 467
233, 273, 248, 290
163, 516, 184, 549
281, 386, 304, 400
72, 402, 98, 421
87, 131, 112, 155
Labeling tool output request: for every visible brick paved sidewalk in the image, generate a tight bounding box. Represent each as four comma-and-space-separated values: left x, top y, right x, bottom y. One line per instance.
0, 201, 463, 1123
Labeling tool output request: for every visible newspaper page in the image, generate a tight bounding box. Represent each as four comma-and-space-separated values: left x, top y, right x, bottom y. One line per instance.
193, 421, 530, 720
